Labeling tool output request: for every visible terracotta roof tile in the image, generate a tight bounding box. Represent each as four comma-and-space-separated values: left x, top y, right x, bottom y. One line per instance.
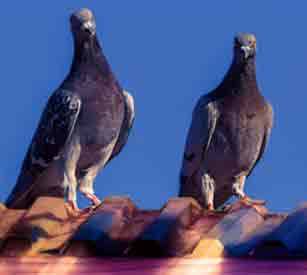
8, 197, 90, 256
72, 196, 137, 256
229, 214, 286, 257
0, 238, 31, 257
260, 203, 307, 256
119, 210, 161, 244
64, 240, 96, 257
1, 196, 307, 259
0, 207, 26, 251
128, 197, 202, 257
167, 211, 224, 257
0, 204, 6, 213
2, 257, 307, 274
191, 201, 266, 258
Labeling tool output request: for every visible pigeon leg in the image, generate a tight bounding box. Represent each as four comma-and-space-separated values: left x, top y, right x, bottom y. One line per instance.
63, 137, 82, 216
78, 143, 116, 208
79, 167, 101, 207
201, 173, 215, 210
63, 170, 82, 217
232, 175, 265, 205
232, 175, 246, 199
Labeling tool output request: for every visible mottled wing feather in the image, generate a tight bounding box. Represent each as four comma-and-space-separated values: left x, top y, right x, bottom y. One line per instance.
108, 90, 135, 162
6, 89, 81, 207
29, 90, 81, 165
180, 95, 218, 186
248, 103, 273, 177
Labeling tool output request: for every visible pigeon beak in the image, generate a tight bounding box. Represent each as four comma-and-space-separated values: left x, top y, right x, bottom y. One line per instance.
240, 45, 252, 59
81, 21, 96, 36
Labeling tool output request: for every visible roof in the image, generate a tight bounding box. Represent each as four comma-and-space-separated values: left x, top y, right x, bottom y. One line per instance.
0, 195, 306, 259
2, 196, 307, 273
1, 257, 306, 274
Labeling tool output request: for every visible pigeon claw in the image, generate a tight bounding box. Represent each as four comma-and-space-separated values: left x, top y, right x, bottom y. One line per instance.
204, 202, 215, 212
65, 200, 84, 218
83, 192, 102, 207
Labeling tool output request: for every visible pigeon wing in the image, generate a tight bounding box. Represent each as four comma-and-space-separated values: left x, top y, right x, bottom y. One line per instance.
180, 95, 218, 186
6, 89, 81, 207
248, 103, 273, 176
108, 90, 135, 162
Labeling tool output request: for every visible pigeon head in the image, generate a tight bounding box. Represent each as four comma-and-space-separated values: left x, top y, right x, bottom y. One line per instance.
70, 8, 96, 38
234, 33, 257, 61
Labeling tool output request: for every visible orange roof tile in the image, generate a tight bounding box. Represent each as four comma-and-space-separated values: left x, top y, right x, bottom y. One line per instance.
0, 196, 304, 260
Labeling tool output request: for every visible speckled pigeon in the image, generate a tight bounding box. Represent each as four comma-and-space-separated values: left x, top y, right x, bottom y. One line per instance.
179, 33, 273, 210
6, 8, 135, 212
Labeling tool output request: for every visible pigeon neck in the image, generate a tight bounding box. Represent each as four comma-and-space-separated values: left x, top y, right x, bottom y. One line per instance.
218, 57, 258, 96
71, 35, 113, 77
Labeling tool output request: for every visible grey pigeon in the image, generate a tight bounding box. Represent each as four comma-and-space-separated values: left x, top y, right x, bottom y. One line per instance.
6, 8, 134, 212
179, 33, 273, 210
107, 91, 135, 163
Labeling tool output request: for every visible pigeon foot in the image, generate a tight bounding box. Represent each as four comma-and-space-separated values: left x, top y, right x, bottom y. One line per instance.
65, 200, 86, 218
219, 204, 232, 213
206, 202, 215, 211
242, 196, 266, 206
83, 192, 102, 207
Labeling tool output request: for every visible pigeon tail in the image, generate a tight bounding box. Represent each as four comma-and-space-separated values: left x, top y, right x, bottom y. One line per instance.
6, 167, 65, 209
6, 172, 35, 209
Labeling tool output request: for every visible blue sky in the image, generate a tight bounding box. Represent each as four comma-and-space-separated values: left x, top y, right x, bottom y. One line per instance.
1, 1, 306, 212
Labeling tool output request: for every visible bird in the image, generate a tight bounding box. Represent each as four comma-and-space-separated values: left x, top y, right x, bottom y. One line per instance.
106, 90, 135, 163
6, 8, 135, 213
179, 33, 273, 210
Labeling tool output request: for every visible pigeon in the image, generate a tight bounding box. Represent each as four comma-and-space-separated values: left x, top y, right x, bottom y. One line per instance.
6, 8, 134, 212
106, 90, 135, 163
179, 33, 273, 210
